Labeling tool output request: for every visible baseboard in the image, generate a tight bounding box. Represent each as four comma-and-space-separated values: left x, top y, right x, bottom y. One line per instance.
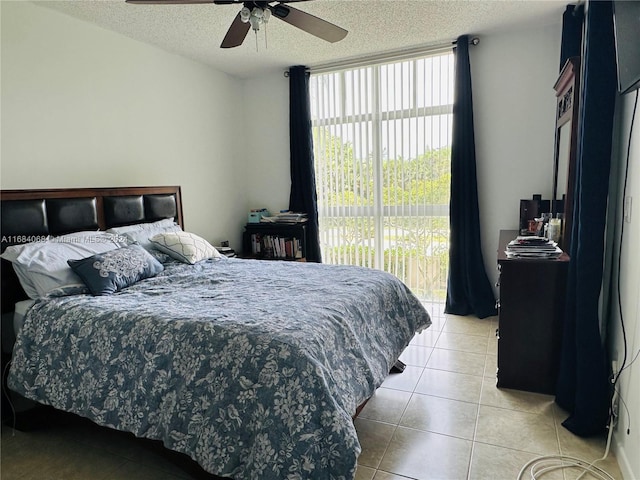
613, 433, 637, 480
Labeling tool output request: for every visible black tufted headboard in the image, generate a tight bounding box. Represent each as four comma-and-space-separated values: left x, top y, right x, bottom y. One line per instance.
0, 186, 183, 313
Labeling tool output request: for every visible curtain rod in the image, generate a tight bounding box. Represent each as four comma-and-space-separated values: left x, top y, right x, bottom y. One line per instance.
285, 36, 479, 77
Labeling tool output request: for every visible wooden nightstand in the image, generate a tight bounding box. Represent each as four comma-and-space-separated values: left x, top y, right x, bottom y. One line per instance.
496, 229, 569, 394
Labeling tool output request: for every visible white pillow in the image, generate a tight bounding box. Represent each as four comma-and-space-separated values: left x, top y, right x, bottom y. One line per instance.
150, 231, 221, 264
107, 219, 181, 251
5, 261, 40, 299
107, 218, 175, 235
0, 231, 128, 298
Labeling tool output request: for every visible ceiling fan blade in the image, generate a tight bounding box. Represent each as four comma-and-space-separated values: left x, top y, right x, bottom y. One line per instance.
126, 0, 214, 4
269, 3, 347, 43
220, 12, 251, 48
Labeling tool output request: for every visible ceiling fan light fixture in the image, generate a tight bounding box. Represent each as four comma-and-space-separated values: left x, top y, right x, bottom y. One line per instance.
246, 6, 270, 34
251, 6, 263, 19
240, 6, 250, 23
249, 15, 261, 31
127, 0, 348, 49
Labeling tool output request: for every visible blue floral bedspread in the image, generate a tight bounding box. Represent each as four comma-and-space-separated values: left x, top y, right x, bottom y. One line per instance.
9, 258, 431, 479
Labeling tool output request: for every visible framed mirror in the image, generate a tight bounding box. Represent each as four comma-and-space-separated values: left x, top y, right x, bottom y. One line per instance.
552, 56, 581, 252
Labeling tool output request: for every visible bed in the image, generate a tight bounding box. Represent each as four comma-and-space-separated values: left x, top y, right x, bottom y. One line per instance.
0, 186, 431, 480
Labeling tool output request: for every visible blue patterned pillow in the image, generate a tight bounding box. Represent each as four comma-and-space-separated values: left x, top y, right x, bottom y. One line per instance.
68, 244, 164, 296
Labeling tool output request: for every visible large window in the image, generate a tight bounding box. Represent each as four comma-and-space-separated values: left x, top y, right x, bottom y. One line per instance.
309, 51, 454, 310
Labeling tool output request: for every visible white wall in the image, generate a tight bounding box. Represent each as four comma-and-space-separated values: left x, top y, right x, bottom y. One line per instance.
610, 91, 640, 480
1, 1, 247, 248
471, 23, 562, 290
242, 23, 563, 291
242, 73, 291, 216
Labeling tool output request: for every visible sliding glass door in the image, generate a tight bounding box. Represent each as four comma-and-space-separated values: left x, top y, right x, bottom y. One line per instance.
309, 51, 454, 307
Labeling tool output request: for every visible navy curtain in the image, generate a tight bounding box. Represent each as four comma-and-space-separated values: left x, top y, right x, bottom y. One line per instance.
288, 65, 322, 263
445, 35, 497, 319
555, 0, 617, 436
559, 4, 584, 71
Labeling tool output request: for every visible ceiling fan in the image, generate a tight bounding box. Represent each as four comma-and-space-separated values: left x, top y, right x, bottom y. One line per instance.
125, 0, 348, 49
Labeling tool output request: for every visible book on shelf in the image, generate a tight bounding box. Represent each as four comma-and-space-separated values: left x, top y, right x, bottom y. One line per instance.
249, 233, 302, 259
250, 233, 262, 255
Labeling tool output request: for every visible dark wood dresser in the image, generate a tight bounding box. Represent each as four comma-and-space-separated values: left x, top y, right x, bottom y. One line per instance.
496, 229, 569, 394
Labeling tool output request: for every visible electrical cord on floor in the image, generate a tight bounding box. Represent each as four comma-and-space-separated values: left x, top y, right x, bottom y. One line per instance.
516, 392, 618, 480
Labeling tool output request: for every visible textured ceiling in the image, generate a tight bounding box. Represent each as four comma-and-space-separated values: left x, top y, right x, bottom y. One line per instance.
37, 0, 569, 78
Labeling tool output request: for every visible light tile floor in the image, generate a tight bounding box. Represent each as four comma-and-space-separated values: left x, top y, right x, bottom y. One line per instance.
1, 310, 624, 480
354, 311, 623, 480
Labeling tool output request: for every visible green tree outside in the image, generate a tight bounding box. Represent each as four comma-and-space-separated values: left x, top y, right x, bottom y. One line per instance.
313, 127, 450, 301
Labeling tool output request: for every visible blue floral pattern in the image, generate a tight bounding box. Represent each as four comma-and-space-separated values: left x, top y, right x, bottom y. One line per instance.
9, 258, 431, 479
94, 249, 148, 278
67, 245, 164, 296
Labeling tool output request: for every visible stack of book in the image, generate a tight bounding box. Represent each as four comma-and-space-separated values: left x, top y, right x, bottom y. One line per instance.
260, 211, 308, 224
505, 236, 562, 259
216, 246, 237, 258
